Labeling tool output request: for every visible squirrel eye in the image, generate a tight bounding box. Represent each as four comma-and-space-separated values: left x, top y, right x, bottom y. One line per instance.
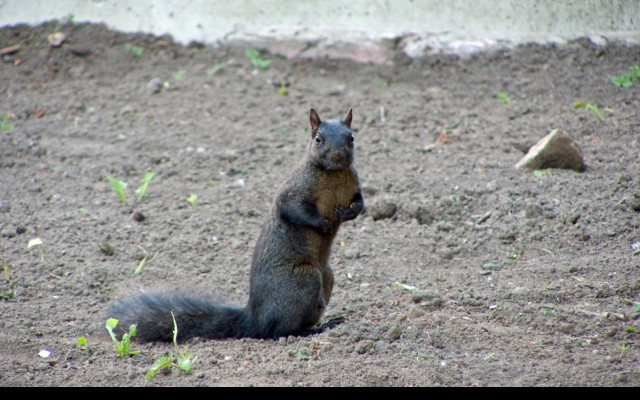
315, 136, 321, 143
350, 135, 355, 142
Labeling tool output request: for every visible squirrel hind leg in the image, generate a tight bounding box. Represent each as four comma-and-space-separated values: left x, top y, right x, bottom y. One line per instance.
300, 315, 346, 337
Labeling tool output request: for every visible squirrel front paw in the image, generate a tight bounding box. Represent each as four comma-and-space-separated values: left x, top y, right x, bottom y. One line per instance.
336, 206, 360, 222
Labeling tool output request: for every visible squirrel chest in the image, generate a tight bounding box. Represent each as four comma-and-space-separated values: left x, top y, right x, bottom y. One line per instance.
314, 167, 360, 224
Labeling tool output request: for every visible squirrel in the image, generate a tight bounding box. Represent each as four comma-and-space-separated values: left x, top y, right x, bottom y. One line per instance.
107, 108, 364, 341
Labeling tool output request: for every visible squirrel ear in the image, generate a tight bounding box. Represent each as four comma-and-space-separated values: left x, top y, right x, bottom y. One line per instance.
343, 108, 353, 129
310, 108, 321, 136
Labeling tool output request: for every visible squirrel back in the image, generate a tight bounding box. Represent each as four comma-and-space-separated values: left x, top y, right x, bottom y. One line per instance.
107, 109, 364, 341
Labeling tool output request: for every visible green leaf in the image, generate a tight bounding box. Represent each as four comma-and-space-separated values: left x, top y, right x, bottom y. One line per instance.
107, 175, 127, 202
289, 349, 311, 360
146, 356, 173, 380
245, 49, 272, 70
135, 172, 155, 201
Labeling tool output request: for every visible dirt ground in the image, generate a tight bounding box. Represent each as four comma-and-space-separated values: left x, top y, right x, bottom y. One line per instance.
1, 21, 639, 387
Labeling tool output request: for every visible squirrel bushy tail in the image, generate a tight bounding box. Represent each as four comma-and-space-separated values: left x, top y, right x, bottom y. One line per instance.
107, 293, 248, 341
107, 108, 363, 342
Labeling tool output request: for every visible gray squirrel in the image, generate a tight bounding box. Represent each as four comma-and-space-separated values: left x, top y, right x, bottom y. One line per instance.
107, 108, 364, 341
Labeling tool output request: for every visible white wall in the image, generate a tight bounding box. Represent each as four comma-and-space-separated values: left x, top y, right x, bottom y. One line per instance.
1, 0, 639, 56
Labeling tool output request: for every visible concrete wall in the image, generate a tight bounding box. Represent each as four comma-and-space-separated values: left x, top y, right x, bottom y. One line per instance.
1, 0, 639, 56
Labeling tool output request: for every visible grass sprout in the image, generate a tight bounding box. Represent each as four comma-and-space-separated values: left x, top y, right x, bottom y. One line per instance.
245, 48, 271, 70
3, 258, 10, 283
135, 172, 155, 201
145, 311, 195, 379
611, 65, 640, 88
133, 246, 157, 275
105, 318, 140, 358
618, 342, 630, 357
173, 69, 186, 80
497, 92, 511, 105
187, 194, 198, 211
107, 175, 127, 202
123, 43, 144, 58
206, 62, 223, 77
1, 114, 14, 131
573, 101, 609, 119
393, 282, 418, 292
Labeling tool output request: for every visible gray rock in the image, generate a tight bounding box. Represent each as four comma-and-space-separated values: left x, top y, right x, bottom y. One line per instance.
515, 129, 585, 172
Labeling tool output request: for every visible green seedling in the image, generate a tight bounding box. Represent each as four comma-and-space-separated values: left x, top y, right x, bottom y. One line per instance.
105, 318, 140, 358
171, 312, 194, 372
206, 62, 223, 77
484, 353, 495, 360
573, 101, 608, 119
187, 194, 198, 211
611, 65, 640, 88
3, 258, 10, 283
76, 337, 92, 356
288, 349, 311, 360
618, 342, 630, 357
245, 48, 271, 70
28, 238, 44, 263
393, 282, 417, 292
145, 354, 174, 380
173, 69, 186, 80
497, 92, 511, 105
133, 246, 157, 275
533, 169, 552, 178
1, 114, 14, 131
633, 295, 640, 311
123, 43, 144, 58
146, 311, 195, 379
135, 172, 155, 201
107, 175, 127, 202
278, 82, 288, 96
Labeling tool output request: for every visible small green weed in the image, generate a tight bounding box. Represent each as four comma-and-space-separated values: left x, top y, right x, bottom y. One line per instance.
206, 62, 223, 77
145, 312, 195, 379
3, 258, 10, 283
288, 349, 311, 360
76, 337, 93, 356
108, 172, 156, 203
497, 92, 511, 105
245, 48, 271, 70
173, 69, 186, 80
187, 194, 198, 211
105, 318, 140, 358
533, 169, 552, 178
618, 342, 630, 357
107, 175, 127, 202
1, 114, 14, 131
135, 172, 155, 201
278, 82, 288, 96
393, 282, 417, 292
573, 101, 608, 119
133, 246, 157, 275
123, 43, 144, 58
611, 65, 640, 88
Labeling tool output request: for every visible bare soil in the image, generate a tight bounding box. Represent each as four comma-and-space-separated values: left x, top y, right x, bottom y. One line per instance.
1, 22, 640, 387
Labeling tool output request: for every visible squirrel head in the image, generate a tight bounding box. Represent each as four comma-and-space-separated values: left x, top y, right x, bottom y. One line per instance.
308, 108, 355, 171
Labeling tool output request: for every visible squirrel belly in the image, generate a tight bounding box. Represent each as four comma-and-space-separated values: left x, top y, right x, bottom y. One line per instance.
106, 108, 363, 341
